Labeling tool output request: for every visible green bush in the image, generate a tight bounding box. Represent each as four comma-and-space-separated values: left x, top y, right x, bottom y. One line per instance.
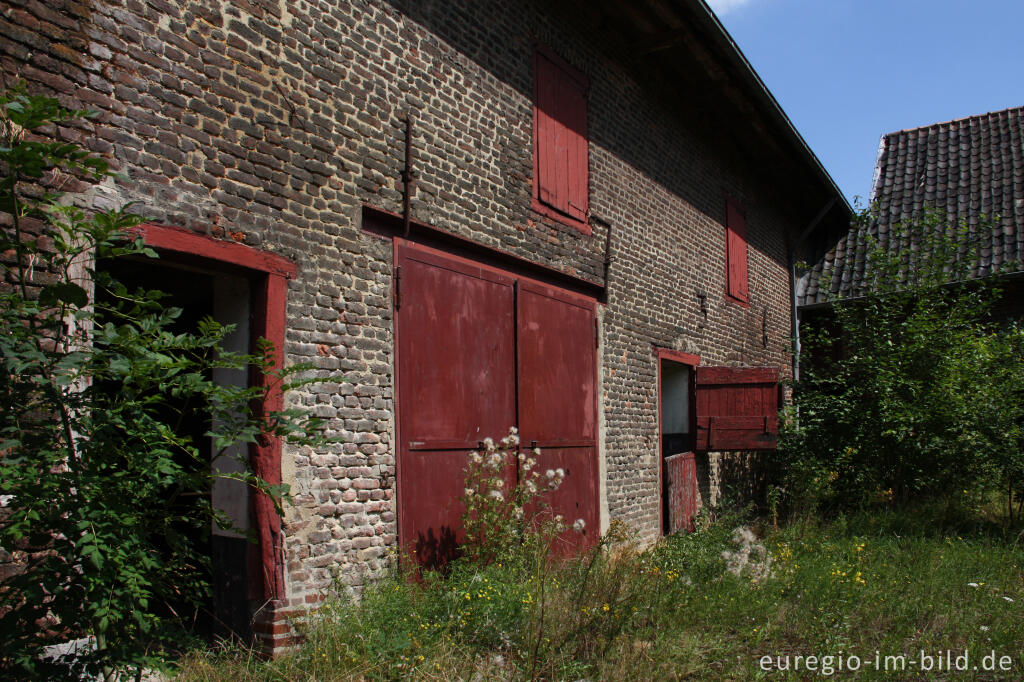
0, 85, 327, 678
783, 207, 1024, 514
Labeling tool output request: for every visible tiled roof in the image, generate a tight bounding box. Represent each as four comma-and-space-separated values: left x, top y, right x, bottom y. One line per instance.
799, 105, 1024, 306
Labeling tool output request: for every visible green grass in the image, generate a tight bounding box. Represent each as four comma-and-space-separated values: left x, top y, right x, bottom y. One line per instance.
176, 508, 1024, 680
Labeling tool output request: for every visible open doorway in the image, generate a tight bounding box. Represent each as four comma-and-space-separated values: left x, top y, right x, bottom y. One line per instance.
97, 257, 254, 641
658, 351, 698, 535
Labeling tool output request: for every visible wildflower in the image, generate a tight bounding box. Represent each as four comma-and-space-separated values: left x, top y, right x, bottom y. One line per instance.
532, 447, 540, 456
602, 603, 610, 612
573, 518, 586, 532
488, 452, 503, 470
509, 426, 518, 435
483, 437, 496, 452
968, 582, 980, 588
469, 451, 483, 464
464, 488, 475, 497
488, 490, 504, 501
494, 478, 505, 488
556, 468, 565, 479
545, 469, 556, 479
512, 507, 524, 520
554, 514, 564, 524
524, 479, 537, 494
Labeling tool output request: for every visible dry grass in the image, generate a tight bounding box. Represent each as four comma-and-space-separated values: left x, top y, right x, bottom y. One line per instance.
175, 506, 1024, 681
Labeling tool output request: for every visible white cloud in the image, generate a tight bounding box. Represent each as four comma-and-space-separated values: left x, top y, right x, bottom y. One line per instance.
706, 0, 755, 16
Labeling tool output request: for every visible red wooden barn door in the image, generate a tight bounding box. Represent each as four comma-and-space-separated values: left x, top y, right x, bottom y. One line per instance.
396, 242, 599, 564
517, 281, 598, 552
396, 243, 516, 568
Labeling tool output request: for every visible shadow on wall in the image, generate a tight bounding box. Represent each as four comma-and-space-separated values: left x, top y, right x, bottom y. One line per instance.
413, 526, 461, 571
695, 451, 777, 514
384, 0, 792, 270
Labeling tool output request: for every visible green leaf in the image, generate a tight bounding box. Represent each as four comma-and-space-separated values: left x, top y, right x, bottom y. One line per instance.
39, 282, 88, 308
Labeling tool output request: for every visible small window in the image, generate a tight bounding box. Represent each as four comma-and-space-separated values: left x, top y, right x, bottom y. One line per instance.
725, 197, 749, 303
533, 46, 589, 233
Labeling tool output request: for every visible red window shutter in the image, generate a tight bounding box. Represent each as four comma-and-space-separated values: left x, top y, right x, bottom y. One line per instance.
726, 199, 749, 301
535, 53, 560, 207
534, 49, 588, 222
694, 366, 778, 451
562, 81, 588, 221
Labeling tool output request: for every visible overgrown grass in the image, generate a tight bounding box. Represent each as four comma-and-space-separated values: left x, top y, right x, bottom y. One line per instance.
177, 507, 1024, 680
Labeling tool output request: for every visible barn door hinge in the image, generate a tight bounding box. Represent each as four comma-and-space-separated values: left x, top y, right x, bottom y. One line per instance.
394, 265, 402, 310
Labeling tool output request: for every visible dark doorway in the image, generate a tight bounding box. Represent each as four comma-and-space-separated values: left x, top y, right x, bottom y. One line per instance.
97, 258, 254, 642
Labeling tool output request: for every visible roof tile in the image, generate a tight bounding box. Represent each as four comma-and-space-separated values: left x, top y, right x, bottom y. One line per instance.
800, 104, 1024, 305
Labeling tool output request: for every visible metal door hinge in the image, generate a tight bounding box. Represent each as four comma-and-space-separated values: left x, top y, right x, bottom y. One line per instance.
394, 265, 402, 310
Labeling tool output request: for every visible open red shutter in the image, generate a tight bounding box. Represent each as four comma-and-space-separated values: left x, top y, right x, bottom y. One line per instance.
695, 367, 778, 450
726, 200, 748, 301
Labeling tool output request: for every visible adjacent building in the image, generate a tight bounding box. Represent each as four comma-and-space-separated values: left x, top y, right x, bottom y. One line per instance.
799, 105, 1024, 317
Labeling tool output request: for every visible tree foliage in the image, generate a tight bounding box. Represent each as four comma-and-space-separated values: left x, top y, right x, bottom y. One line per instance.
782, 208, 1024, 514
0, 85, 325, 678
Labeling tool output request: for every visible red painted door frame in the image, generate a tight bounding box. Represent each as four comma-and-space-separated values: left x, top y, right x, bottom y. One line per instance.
655, 347, 700, 535
394, 237, 600, 560
129, 223, 296, 600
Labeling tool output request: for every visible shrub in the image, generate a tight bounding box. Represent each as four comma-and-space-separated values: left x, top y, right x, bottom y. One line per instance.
783, 207, 1024, 513
460, 427, 576, 567
0, 85, 326, 678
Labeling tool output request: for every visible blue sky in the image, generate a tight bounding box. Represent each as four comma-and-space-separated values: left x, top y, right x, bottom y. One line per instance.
707, 0, 1024, 206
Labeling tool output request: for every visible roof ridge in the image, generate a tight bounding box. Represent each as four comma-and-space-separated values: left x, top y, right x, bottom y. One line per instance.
884, 104, 1024, 140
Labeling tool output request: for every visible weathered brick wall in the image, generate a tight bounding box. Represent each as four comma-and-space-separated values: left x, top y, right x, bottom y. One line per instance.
3, 0, 798, 644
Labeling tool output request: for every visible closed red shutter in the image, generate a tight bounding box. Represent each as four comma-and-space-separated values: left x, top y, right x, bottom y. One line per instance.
726, 199, 748, 301
695, 367, 778, 450
535, 52, 560, 208
534, 49, 588, 223
562, 80, 588, 221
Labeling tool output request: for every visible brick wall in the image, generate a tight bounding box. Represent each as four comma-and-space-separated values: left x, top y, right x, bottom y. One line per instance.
3, 0, 799, 648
